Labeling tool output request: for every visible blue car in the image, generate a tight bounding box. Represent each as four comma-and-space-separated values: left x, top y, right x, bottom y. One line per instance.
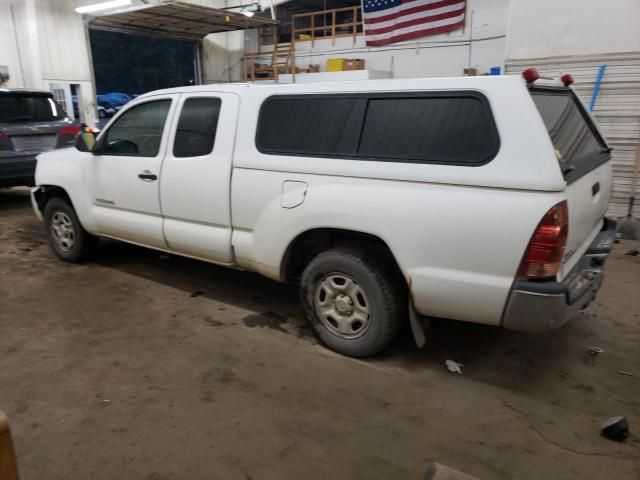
97, 92, 131, 108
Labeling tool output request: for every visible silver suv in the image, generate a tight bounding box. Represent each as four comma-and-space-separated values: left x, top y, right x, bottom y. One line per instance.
0, 89, 79, 188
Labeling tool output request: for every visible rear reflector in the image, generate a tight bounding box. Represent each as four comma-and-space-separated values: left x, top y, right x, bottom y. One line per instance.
522, 68, 540, 84
518, 201, 569, 280
59, 124, 80, 136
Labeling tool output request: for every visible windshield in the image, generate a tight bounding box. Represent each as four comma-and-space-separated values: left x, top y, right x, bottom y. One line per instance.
531, 88, 609, 183
0, 92, 65, 122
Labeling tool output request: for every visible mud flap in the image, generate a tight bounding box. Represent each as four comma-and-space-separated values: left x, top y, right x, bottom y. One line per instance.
409, 298, 430, 348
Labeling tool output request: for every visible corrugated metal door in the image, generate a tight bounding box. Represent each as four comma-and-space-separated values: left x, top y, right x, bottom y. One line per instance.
506, 52, 640, 219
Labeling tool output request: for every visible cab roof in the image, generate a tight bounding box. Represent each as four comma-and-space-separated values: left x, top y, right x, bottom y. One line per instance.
136, 75, 530, 100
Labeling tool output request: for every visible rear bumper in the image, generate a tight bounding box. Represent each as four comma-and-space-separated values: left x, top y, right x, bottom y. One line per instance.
0, 153, 37, 187
502, 218, 616, 333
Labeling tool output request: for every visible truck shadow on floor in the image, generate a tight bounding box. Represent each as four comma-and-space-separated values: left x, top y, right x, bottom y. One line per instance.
0, 189, 624, 405
0, 188, 32, 212
94, 238, 586, 395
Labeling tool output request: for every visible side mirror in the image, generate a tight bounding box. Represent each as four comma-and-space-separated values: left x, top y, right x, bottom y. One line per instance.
75, 131, 96, 152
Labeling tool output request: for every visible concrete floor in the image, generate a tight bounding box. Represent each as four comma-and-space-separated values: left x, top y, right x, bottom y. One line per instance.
0, 187, 639, 480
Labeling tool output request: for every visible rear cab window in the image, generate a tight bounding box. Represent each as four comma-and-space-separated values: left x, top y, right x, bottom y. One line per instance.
0, 91, 65, 123
173, 97, 221, 158
530, 88, 610, 183
256, 92, 500, 166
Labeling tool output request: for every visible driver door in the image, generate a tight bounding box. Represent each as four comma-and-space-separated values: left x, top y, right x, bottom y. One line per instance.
88, 95, 178, 248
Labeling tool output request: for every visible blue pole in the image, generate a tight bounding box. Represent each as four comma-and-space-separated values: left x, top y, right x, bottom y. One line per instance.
589, 64, 606, 112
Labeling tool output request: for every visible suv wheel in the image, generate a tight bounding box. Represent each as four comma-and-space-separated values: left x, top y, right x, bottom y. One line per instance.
43, 197, 97, 262
300, 249, 404, 357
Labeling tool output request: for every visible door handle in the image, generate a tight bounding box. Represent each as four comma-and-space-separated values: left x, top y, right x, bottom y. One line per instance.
592, 182, 600, 196
138, 170, 157, 182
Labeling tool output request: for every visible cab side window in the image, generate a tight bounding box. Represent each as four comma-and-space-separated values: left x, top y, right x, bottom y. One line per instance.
102, 100, 171, 157
173, 97, 221, 158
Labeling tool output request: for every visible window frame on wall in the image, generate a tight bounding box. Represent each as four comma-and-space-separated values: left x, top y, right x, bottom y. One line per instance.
255, 91, 501, 166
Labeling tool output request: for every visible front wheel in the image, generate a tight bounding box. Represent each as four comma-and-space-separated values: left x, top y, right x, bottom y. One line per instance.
300, 249, 405, 357
43, 197, 98, 262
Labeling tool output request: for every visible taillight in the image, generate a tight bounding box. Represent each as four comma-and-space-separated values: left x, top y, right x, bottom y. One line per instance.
518, 201, 569, 280
59, 124, 80, 136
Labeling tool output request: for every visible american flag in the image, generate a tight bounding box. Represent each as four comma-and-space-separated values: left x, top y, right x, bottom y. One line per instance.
362, 0, 466, 47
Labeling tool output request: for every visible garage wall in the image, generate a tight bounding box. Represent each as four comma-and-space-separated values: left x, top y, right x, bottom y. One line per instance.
506, 0, 640, 59
2, 0, 43, 90
0, 0, 26, 88
202, 30, 246, 83
36, 0, 94, 83
506, 0, 640, 219
254, 0, 508, 78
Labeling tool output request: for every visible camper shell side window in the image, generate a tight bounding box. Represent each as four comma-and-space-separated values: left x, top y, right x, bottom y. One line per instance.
256, 91, 500, 166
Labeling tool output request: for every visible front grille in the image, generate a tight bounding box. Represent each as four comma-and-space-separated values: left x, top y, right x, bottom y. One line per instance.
11, 134, 57, 152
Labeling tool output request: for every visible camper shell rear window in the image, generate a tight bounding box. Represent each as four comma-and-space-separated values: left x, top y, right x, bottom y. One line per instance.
530, 87, 610, 183
256, 91, 500, 166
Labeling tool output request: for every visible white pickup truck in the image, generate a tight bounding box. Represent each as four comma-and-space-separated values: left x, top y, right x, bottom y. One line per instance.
31, 72, 616, 357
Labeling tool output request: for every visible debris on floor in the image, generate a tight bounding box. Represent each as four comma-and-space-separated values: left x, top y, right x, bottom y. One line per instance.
588, 346, 603, 356
190, 291, 204, 298
617, 370, 634, 377
601, 416, 630, 442
424, 462, 480, 480
445, 359, 464, 374
625, 249, 639, 256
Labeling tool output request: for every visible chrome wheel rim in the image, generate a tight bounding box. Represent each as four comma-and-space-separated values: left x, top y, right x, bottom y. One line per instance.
50, 211, 75, 252
314, 273, 371, 339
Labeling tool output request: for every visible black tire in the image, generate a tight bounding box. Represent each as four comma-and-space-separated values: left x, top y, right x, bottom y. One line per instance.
43, 197, 98, 262
300, 248, 405, 357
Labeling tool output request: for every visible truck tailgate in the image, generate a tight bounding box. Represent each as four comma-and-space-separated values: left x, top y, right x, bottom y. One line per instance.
562, 161, 612, 277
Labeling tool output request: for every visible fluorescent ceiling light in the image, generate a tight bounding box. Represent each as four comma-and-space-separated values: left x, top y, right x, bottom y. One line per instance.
75, 0, 132, 14
241, 3, 261, 16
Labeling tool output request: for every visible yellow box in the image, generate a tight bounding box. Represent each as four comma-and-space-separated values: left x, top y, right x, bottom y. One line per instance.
327, 58, 345, 72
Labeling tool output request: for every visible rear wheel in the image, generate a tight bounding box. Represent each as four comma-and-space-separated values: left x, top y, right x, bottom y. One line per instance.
300, 249, 404, 357
43, 197, 97, 262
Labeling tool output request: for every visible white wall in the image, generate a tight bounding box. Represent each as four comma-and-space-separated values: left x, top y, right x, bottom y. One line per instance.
507, 0, 640, 59
253, 0, 509, 79
36, 0, 95, 83
0, 0, 97, 124
0, 0, 25, 87
202, 30, 247, 83
1, 0, 43, 89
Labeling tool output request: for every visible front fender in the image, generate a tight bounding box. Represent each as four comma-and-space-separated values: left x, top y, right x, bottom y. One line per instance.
35, 148, 98, 233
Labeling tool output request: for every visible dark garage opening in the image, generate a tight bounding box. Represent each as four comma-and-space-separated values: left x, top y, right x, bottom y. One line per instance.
89, 30, 196, 96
